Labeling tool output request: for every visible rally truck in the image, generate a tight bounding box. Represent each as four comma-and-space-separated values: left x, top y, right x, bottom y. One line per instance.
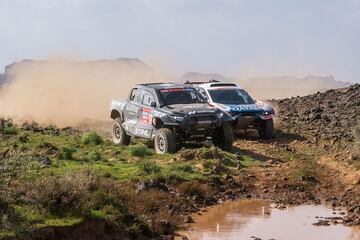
110, 83, 234, 154
187, 80, 275, 139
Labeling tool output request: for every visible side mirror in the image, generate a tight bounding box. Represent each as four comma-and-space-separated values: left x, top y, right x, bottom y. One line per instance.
150, 102, 157, 108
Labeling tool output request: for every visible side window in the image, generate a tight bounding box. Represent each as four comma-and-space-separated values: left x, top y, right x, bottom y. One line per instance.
130, 88, 138, 101
134, 90, 143, 103
142, 92, 155, 107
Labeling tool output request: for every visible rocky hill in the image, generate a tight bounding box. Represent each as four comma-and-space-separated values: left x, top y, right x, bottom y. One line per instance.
0, 58, 153, 84
180, 72, 228, 83
273, 84, 360, 147
180, 72, 351, 99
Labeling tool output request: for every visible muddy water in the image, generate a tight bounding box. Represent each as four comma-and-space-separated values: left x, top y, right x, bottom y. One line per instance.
184, 200, 360, 240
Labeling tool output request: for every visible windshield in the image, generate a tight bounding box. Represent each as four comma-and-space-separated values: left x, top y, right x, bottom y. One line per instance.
159, 88, 205, 106
208, 88, 255, 105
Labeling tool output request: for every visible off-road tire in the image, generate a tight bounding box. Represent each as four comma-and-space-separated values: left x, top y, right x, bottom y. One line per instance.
154, 128, 176, 154
258, 119, 274, 139
213, 122, 234, 152
112, 117, 131, 145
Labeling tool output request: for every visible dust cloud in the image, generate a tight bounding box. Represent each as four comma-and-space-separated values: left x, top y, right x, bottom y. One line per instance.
0, 59, 349, 127
0, 59, 165, 127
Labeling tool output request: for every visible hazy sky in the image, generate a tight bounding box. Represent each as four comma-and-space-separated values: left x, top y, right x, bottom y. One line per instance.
0, 0, 359, 82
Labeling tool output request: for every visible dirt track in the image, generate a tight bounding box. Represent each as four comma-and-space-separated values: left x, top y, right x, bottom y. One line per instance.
232, 132, 360, 226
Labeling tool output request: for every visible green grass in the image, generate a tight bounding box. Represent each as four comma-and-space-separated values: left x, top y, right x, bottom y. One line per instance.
0, 124, 253, 238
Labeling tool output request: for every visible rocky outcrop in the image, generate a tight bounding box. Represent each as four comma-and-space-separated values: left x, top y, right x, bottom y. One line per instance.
180, 72, 350, 99
0, 58, 153, 84
273, 84, 360, 146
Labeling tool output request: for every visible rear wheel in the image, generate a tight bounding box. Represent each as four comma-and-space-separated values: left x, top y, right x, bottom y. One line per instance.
258, 119, 274, 139
154, 128, 176, 154
112, 117, 131, 145
213, 122, 234, 151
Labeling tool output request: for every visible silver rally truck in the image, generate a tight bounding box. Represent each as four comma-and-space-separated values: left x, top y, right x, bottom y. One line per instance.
110, 83, 234, 154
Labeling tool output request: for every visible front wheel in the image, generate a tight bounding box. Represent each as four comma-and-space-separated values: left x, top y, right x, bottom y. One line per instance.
154, 128, 176, 154
112, 117, 131, 145
213, 122, 234, 152
258, 119, 274, 139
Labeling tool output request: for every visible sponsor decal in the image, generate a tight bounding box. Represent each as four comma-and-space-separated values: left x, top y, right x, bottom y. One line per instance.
125, 104, 139, 113
228, 105, 261, 112
188, 110, 216, 115
152, 110, 166, 118
142, 108, 153, 124
134, 128, 151, 137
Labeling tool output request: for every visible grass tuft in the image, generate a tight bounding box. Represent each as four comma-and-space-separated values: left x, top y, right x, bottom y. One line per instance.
138, 160, 161, 174
129, 144, 153, 157
60, 146, 76, 160
81, 132, 103, 145
87, 150, 102, 161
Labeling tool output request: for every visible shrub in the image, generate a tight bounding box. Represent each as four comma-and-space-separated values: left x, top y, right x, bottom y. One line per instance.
177, 181, 211, 198
82, 132, 103, 145
176, 149, 196, 161
60, 146, 76, 160
130, 145, 153, 157
2, 122, 17, 135
22, 170, 97, 215
87, 150, 101, 161
138, 160, 161, 174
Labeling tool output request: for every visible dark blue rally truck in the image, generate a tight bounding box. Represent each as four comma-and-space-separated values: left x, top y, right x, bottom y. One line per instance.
189, 80, 275, 139
110, 83, 234, 154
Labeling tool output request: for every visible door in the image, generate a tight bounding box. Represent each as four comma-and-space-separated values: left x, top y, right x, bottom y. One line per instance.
123, 87, 142, 135
133, 90, 155, 139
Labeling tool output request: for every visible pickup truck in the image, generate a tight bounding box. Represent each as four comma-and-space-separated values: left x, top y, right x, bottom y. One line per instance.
189, 80, 275, 139
110, 83, 234, 154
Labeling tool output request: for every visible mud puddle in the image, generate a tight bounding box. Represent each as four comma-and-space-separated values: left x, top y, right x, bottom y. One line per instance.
182, 200, 360, 240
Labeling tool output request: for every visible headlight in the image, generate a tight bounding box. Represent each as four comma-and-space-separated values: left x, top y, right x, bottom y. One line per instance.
261, 109, 275, 116
169, 115, 185, 121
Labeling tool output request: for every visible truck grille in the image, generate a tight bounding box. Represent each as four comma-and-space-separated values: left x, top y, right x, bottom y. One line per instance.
188, 115, 217, 126
231, 112, 258, 117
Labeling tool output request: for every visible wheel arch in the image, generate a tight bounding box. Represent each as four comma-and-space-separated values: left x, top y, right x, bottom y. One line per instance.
152, 117, 165, 129
111, 110, 123, 120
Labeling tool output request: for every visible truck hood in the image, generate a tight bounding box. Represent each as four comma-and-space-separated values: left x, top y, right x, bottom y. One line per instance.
163, 103, 219, 115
